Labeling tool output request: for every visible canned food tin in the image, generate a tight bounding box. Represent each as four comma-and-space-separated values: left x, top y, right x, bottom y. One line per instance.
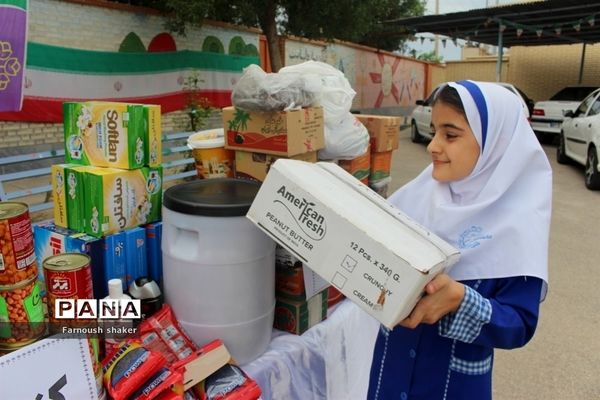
0, 276, 46, 345
0, 202, 38, 285
43, 253, 93, 328
0, 328, 45, 354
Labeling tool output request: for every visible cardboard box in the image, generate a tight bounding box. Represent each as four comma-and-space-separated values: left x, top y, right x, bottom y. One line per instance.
223, 106, 325, 156
33, 223, 103, 295
96, 231, 127, 297
83, 166, 162, 237
355, 114, 401, 153
235, 151, 318, 182
124, 227, 147, 287
275, 244, 329, 301
247, 160, 460, 328
338, 146, 370, 184
63, 102, 161, 169
51, 164, 72, 228
369, 150, 392, 182
274, 289, 328, 335
144, 222, 163, 285
143, 104, 162, 167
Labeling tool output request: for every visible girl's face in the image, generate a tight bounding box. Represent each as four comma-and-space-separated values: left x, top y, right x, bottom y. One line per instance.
427, 101, 481, 182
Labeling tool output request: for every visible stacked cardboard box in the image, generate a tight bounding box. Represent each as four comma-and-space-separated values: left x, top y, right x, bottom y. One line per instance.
222, 106, 330, 334
355, 114, 402, 198
273, 245, 329, 335
42, 101, 164, 297
222, 106, 324, 182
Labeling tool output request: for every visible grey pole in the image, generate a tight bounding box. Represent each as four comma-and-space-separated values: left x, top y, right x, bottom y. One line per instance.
578, 43, 587, 84
496, 25, 504, 82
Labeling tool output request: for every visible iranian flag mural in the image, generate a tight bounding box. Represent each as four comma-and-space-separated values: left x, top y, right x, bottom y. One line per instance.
0, 0, 28, 112
0, 41, 259, 122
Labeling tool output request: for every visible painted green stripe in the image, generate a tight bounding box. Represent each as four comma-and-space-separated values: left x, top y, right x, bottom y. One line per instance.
1, 0, 27, 10
26, 42, 259, 74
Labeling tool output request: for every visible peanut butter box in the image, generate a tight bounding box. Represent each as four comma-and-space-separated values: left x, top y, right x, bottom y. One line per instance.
83, 166, 162, 237
63, 102, 161, 169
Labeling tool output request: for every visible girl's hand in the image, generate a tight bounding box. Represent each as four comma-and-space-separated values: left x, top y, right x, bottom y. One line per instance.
398, 274, 465, 329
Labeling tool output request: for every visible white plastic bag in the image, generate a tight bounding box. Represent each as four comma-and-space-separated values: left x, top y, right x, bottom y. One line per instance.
318, 113, 370, 160
279, 61, 356, 124
232, 64, 320, 112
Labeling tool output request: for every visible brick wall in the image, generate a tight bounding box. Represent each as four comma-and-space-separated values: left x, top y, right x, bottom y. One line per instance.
508, 44, 600, 101
0, 0, 252, 150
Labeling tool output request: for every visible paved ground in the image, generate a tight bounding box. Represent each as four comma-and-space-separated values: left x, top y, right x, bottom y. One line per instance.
389, 128, 600, 400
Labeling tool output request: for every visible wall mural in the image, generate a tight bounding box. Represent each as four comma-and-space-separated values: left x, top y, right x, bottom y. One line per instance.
285, 40, 426, 109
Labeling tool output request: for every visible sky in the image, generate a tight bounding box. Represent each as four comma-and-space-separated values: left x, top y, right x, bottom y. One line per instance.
405, 0, 522, 61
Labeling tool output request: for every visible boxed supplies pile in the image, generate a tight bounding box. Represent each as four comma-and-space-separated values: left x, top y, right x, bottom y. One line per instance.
46, 101, 163, 312
274, 288, 328, 335
355, 114, 401, 197
222, 106, 325, 157
247, 159, 460, 329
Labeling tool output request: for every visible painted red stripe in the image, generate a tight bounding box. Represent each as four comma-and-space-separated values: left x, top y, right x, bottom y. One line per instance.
0, 91, 233, 123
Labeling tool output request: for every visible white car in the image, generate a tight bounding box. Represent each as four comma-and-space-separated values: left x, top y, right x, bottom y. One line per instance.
410, 82, 534, 143
556, 88, 600, 190
531, 86, 598, 141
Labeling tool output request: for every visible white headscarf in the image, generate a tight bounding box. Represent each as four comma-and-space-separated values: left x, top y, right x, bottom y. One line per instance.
389, 80, 551, 299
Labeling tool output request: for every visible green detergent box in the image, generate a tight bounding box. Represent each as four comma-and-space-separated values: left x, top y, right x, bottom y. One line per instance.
83, 166, 162, 237
65, 165, 97, 233
51, 164, 74, 228
63, 101, 156, 169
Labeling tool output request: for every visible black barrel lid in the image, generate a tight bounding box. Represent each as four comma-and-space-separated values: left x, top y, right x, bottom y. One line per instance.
163, 178, 261, 217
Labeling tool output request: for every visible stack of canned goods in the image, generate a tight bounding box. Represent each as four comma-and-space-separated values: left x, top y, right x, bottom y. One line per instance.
0, 203, 46, 354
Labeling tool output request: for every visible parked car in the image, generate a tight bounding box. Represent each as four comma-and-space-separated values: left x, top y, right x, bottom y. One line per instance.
531, 86, 599, 142
410, 82, 534, 143
556, 88, 600, 190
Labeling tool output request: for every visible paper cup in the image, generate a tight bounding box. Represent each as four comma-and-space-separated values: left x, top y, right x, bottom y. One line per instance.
187, 128, 234, 179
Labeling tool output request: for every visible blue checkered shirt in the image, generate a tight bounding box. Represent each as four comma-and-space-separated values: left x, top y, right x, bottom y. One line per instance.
439, 285, 492, 343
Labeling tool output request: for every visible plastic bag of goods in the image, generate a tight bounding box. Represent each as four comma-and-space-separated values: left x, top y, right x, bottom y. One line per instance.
231, 64, 320, 112
318, 114, 370, 160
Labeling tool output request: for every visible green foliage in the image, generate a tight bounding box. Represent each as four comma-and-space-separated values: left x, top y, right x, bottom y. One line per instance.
182, 71, 214, 131
417, 50, 444, 63
132, 0, 425, 52
284, 0, 426, 51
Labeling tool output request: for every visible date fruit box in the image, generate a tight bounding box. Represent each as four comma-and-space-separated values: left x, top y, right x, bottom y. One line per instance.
246, 159, 460, 329
223, 106, 324, 157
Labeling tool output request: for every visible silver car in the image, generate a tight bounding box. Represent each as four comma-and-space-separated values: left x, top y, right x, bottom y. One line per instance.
557, 88, 600, 190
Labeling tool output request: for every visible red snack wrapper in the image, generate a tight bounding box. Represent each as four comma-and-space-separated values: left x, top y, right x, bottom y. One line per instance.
137, 304, 198, 364
102, 341, 168, 400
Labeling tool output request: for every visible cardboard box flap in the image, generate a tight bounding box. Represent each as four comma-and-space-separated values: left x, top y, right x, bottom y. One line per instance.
271, 160, 460, 273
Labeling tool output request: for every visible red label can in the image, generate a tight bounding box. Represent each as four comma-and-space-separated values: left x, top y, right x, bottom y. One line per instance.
0, 202, 38, 285
43, 253, 93, 329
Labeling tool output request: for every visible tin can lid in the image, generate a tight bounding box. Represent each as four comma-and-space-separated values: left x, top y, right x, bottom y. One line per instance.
162, 178, 261, 217
43, 253, 91, 271
0, 202, 28, 220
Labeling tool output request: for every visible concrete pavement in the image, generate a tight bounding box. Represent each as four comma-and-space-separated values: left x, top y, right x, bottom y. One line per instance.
389, 128, 600, 400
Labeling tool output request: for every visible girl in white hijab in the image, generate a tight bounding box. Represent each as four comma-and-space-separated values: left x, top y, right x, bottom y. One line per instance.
365, 80, 552, 400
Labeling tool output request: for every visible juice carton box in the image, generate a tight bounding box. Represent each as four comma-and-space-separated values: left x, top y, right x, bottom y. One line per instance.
33, 223, 103, 295
94, 231, 127, 297
63, 101, 157, 169
83, 166, 162, 237
124, 227, 147, 287
144, 222, 163, 285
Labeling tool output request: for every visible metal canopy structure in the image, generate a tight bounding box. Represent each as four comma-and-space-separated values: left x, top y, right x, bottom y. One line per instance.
384, 0, 600, 81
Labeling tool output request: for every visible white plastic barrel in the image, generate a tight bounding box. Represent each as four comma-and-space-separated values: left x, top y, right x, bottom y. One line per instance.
162, 179, 275, 364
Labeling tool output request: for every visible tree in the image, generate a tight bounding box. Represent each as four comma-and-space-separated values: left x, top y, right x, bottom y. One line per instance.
129, 0, 425, 72
417, 50, 443, 63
